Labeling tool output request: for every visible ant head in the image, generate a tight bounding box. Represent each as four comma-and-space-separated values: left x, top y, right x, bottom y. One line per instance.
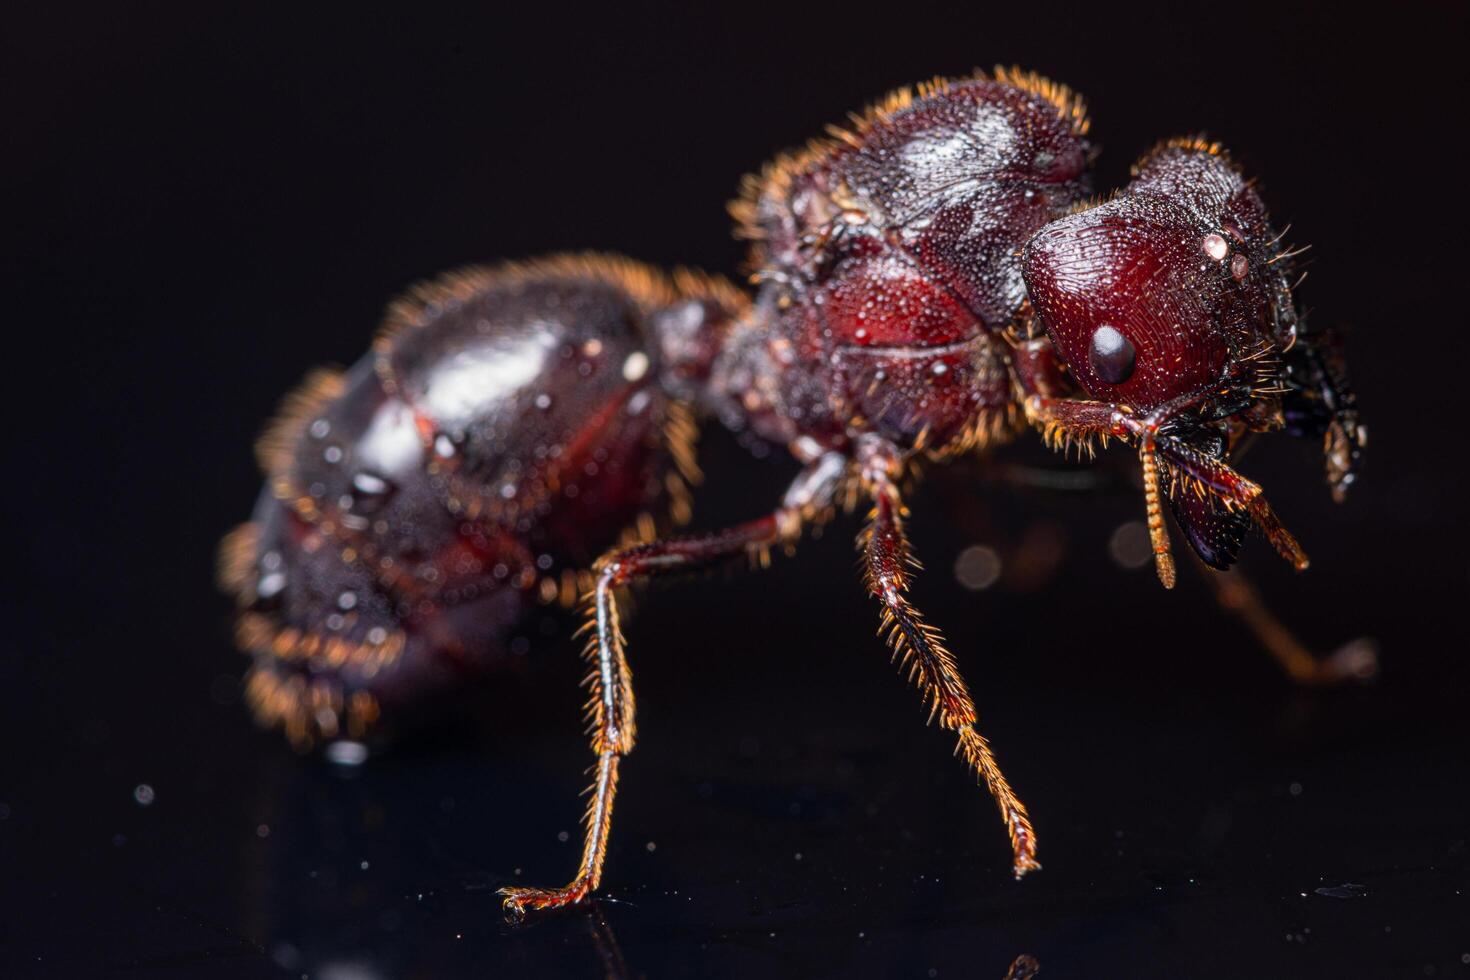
1022, 142, 1361, 574
1021, 141, 1298, 420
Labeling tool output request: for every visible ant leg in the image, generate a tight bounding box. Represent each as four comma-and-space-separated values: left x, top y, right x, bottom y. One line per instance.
856, 438, 1040, 878
1024, 395, 1309, 586
1022, 395, 1178, 586
1192, 560, 1378, 685
500, 452, 845, 916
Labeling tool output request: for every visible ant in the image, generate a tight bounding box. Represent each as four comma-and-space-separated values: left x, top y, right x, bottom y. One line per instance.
220, 68, 1368, 916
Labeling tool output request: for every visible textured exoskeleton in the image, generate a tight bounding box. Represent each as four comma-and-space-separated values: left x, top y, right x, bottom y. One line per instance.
222, 68, 1366, 915
219, 257, 742, 744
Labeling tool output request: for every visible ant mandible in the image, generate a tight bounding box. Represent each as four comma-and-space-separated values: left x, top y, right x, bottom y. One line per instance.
219, 68, 1368, 916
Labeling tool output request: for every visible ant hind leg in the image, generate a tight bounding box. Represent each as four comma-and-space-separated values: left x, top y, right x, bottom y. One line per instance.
499, 453, 845, 916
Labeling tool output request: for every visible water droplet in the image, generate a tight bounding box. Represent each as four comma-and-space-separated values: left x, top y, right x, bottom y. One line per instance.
326, 741, 369, 766
256, 570, 287, 601
622, 351, 649, 382
353, 472, 388, 496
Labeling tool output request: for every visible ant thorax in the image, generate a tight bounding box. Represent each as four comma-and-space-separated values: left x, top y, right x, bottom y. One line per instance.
718, 71, 1093, 458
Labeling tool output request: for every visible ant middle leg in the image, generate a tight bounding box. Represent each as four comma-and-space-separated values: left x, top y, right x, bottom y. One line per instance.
856, 437, 1040, 878
499, 451, 845, 916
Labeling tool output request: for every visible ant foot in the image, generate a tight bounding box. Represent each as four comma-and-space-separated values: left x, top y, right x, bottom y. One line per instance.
499, 878, 593, 918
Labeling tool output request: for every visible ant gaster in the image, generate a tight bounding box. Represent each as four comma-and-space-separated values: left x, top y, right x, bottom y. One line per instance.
219, 68, 1368, 915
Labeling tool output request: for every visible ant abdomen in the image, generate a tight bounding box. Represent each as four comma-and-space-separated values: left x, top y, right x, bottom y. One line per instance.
219, 256, 738, 745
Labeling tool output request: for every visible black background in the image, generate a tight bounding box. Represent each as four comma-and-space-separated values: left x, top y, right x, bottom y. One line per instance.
4, 4, 1468, 978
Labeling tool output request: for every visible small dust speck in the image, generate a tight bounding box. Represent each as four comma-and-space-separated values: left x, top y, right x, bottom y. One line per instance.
646, 841, 657, 852
133, 783, 155, 806
557, 830, 570, 842
1109, 521, 1152, 569
953, 544, 1001, 591
1289, 781, 1303, 796
256, 823, 270, 838
360, 860, 370, 870
794, 852, 803, 861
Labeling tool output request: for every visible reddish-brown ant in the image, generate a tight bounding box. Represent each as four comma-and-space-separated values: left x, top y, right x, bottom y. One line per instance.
220, 68, 1368, 915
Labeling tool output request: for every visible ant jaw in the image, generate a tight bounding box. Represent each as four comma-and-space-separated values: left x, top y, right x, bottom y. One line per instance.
1146, 429, 1311, 577
1244, 493, 1311, 572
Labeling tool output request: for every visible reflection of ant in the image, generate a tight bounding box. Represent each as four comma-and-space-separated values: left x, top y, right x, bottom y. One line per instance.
222, 67, 1368, 915
584, 906, 631, 980
582, 905, 1039, 980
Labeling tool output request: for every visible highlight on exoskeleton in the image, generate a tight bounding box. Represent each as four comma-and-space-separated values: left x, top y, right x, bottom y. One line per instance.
220, 67, 1366, 915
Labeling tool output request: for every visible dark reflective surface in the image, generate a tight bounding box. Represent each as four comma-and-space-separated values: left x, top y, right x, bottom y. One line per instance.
4, 4, 1467, 977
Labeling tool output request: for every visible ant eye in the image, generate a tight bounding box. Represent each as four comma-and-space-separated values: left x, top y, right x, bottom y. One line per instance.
1088, 324, 1135, 384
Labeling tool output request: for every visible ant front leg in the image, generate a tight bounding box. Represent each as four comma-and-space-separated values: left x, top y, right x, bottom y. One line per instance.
1023, 395, 1179, 586
1191, 560, 1378, 686
856, 437, 1040, 878
1023, 397, 1370, 687
499, 451, 845, 917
